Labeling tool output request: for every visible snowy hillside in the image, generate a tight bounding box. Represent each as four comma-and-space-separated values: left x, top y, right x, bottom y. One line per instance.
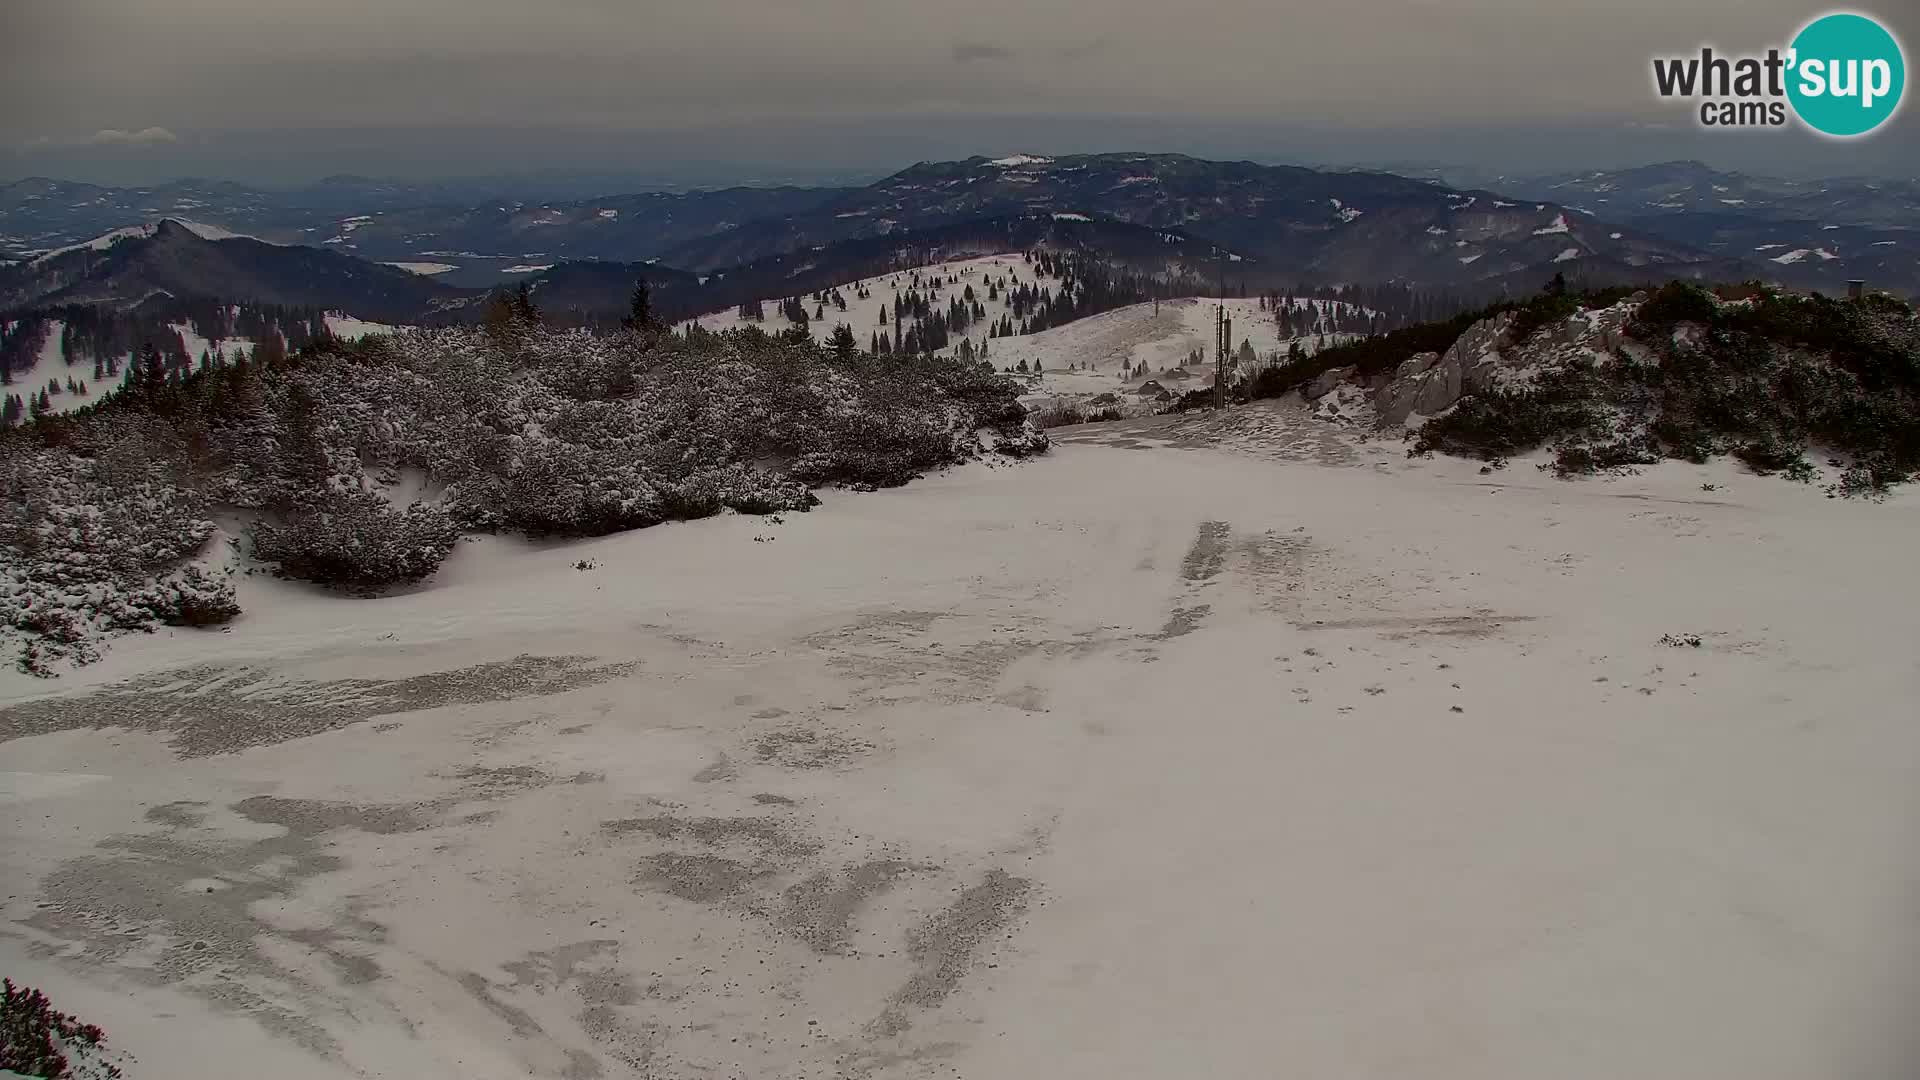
683, 253, 1364, 377
997, 295, 1364, 378
1004, 295, 1366, 419
27, 219, 274, 265
1, 320, 110, 415
683, 254, 1046, 356
2, 313, 402, 422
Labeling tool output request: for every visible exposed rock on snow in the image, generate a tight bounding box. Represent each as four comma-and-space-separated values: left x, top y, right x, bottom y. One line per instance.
1303, 365, 1356, 401
1373, 312, 1516, 424
1393, 352, 1442, 381
1451, 311, 1517, 395
1310, 382, 1372, 425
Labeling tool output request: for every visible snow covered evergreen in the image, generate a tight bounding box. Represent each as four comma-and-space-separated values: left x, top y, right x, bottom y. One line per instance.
0, 318, 1043, 671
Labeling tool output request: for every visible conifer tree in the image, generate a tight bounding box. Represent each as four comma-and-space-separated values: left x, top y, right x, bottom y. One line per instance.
829, 324, 858, 358
624, 279, 657, 331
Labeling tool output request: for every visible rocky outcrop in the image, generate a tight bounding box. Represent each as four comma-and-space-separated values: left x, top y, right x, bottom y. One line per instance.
1303, 365, 1356, 401
1394, 352, 1441, 381
1375, 313, 1515, 424
1451, 312, 1516, 395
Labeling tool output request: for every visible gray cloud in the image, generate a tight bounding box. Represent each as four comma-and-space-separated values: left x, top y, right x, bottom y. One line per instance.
25, 126, 179, 150
1054, 38, 1108, 60
953, 42, 1015, 64
0, 0, 1911, 181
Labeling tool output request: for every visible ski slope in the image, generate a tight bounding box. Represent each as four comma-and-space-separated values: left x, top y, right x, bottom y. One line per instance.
680, 254, 1366, 397
2, 321, 110, 415
996, 295, 1362, 380
682, 254, 1052, 356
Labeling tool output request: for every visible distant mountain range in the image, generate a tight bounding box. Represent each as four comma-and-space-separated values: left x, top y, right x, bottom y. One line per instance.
1, 155, 1912, 324
0, 176, 848, 286
0, 219, 465, 322
1493, 161, 1917, 298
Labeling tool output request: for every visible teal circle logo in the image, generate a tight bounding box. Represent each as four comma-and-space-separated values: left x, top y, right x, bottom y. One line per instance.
1787, 12, 1906, 137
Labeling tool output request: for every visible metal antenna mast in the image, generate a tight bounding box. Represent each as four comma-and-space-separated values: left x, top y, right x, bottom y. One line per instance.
1214, 250, 1227, 409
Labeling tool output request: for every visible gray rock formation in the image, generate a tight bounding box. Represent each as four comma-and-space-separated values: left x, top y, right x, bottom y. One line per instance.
1375, 313, 1515, 424
1303, 365, 1357, 401
1394, 352, 1441, 381
1450, 312, 1516, 395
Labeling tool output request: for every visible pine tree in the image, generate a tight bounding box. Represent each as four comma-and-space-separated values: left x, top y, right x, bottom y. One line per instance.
624, 279, 657, 331
828, 324, 858, 358
484, 293, 517, 337
137, 342, 165, 397
513, 282, 542, 326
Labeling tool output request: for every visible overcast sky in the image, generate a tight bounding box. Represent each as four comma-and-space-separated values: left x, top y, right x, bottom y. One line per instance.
3, 0, 1913, 184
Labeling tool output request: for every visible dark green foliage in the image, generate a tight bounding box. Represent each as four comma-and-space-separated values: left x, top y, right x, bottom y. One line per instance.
1830, 453, 1912, 500
1413, 365, 1615, 461
1413, 282, 1920, 492
148, 566, 243, 626
1030, 402, 1125, 428
828, 323, 859, 358
1549, 435, 1662, 478
1248, 306, 1495, 400
1250, 284, 1645, 402
249, 492, 462, 593
1, 979, 120, 1079
622, 279, 658, 332
1631, 281, 1719, 328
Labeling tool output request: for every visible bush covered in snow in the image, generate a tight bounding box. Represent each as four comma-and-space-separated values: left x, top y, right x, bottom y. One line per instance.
0, 978, 122, 1078
248, 491, 462, 593
1, 428, 238, 670
0, 320, 1041, 662
1411, 284, 1920, 492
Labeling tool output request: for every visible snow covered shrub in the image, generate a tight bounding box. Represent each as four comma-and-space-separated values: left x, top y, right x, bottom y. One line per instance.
0, 434, 225, 663
1732, 437, 1809, 476
249, 491, 460, 593
136, 565, 242, 627
1030, 403, 1090, 428
1548, 434, 1661, 478
0, 978, 122, 1078
487, 440, 667, 536
1828, 453, 1911, 501
0, 315, 1039, 658
1412, 284, 1920, 492
1412, 366, 1612, 461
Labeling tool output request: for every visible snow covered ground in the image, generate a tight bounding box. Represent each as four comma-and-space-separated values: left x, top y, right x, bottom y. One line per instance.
4, 321, 110, 415
382, 262, 460, 276
6, 403, 1914, 1079
321, 313, 402, 339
